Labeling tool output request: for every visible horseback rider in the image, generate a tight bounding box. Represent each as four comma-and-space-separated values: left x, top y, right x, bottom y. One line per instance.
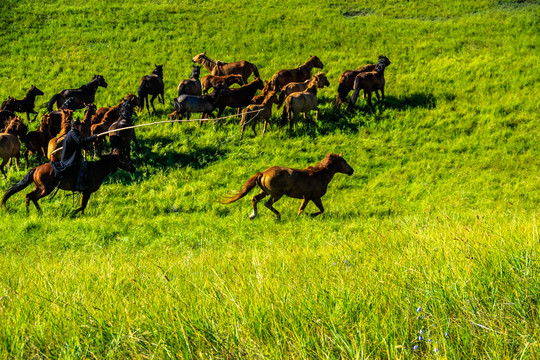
51, 119, 97, 183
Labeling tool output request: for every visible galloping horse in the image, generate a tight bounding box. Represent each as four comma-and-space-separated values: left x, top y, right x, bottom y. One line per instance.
192, 52, 260, 83
221, 153, 354, 219
138, 65, 164, 113
278, 72, 329, 107
2, 152, 135, 215
336, 55, 391, 108
177, 65, 202, 97
348, 56, 391, 110
47, 75, 108, 111
267, 56, 324, 92
1, 85, 44, 122
281, 83, 319, 132
0, 117, 27, 178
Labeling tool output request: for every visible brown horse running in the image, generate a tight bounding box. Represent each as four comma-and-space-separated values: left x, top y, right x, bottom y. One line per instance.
47, 75, 108, 111
267, 56, 324, 92
1, 85, 44, 122
348, 56, 391, 110
192, 52, 260, 83
336, 55, 391, 108
2, 151, 135, 215
221, 153, 354, 219
138, 65, 164, 113
0, 117, 27, 178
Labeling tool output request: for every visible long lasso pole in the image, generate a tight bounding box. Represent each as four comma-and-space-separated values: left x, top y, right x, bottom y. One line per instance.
49, 109, 262, 156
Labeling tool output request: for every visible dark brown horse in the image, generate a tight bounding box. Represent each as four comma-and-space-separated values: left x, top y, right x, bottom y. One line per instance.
221, 153, 354, 219
177, 65, 202, 97
24, 115, 53, 167
348, 56, 391, 110
2, 151, 135, 215
138, 65, 164, 113
201, 74, 244, 94
267, 56, 324, 92
1, 85, 44, 122
214, 78, 264, 118
192, 52, 260, 83
108, 102, 140, 159
0, 117, 27, 178
336, 55, 391, 108
46, 75, 108, 111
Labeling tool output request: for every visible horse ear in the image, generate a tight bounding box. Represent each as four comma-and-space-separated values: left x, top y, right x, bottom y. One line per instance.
339, 152, 343, 157
203, 51, 206, 55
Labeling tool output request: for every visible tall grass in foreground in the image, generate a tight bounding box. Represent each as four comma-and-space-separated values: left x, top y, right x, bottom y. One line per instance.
0, 0, 539, 358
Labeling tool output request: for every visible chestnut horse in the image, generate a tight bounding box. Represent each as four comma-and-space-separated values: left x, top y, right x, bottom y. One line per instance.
221, 153, 354, 219
348, 56, 391, 110
240, 91, 279, 139
46, 75, 108, 111
1, 85, 44, 122
278, 72, 329, 107
192, 52, 260, 83
336, 55, 391, 108
138, 65, 164, 113
267, 56, 324, 92
2, 152, 135, 215
47, 110, 73, 162
201, 74, 244, 94
0, 117, 27, 178
280, 83, 319, 132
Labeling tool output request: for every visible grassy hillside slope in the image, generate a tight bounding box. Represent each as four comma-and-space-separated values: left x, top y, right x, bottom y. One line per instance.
0, 0, 539, 358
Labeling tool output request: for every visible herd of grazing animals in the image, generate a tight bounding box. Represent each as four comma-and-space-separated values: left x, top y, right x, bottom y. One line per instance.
0, 53, 391, 216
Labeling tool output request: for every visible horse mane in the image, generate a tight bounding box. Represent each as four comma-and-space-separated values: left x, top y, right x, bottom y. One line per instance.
304, 153, 341, 175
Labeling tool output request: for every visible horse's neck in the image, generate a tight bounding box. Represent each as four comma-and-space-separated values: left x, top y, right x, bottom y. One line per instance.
311, 164, 339, 185
200, 56, 217, 72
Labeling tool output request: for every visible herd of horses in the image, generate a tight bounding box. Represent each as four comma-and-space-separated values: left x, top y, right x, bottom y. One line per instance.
0, 52, 390, 216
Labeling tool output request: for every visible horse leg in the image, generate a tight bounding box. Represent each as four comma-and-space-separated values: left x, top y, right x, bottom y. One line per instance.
297, 198, 311, 216
26, 185, 54, 215
366, 92, 373, 107
160, 91, 165, 105
262, 119, 269, 135
310, 197, 325, 217
0, 158, 6, 179
250, 191, 268, 219
24, 149, 30, 169
264, 194, 283, 220
73, 191, 91, 215
149, 94, 157, 113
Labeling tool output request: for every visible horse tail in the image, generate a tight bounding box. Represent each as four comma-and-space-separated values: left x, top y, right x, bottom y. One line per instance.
336, 82, 346, 108
2, 168, 35, 207
348, 77, 362, 111
46, 93, 60, 112
220, 172, 262, 204
268, 74, 279, 92
137, 82, 147, 110
277, 91, 286, 109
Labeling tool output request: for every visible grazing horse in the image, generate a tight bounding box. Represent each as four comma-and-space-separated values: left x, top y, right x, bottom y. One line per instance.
281, 83, 319, 132
2, 152, 135, 215
348, 56, 391, 110
336, 55, 391, 108
169, 85, 226, 122
201, 74, 244, 94
192, 52, 260, 83
0, 117, 28, 178
24, 115, 53, 167
267, 56, 324, 92
221, 153, 354, 219
215, 77, 265, 118
46, 75, 108, 111
177, 65, 202, 97
1, 86, 44, 122
278, 72, 329, 107
240, 91, 279, 139
138, 65, 165, 114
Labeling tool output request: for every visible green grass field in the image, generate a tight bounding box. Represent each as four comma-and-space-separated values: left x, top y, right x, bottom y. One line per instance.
1, 0, 539, 358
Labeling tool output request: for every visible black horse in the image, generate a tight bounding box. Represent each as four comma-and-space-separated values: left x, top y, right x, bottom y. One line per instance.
138, 65, 164, 113
1, 85, 44, 122
47, 75, 108, 111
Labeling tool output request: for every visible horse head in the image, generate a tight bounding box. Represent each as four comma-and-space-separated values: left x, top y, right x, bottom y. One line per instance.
124, 93, 143, 112
331, 153, 354, 176
6, 117, 27, 141
310, 55, 324, 69
191, 65, 201, 79
378, 55, 391, 67
252, 77, 264, 90
93, 74, 108, 88
152, 65, 163, 78
314, 73, 330, 88
192, 52, 206, 63
29, 85, 44, 96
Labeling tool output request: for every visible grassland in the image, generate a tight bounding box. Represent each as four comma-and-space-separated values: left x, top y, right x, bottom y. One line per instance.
0, 0, 539, 358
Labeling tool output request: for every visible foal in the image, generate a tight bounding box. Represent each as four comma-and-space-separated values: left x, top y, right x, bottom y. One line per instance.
1, 85, 44, 122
